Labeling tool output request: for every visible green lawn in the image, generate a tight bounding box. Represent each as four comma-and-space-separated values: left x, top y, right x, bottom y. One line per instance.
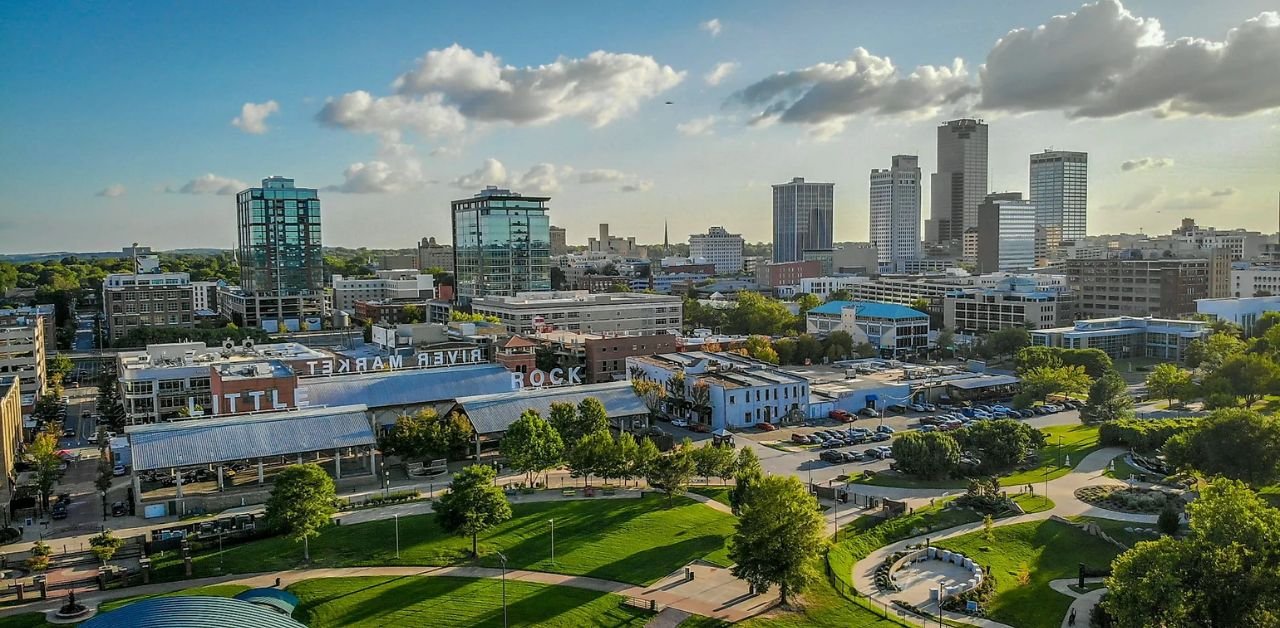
97, 584, 250, 613
827, 499, 982, 589
0, 614, 47, 628
1260, 485, 1280, 508
1012, 493, 1055, 514
736, 560, 910, 628
289, 576, 651, 628
154, 496, 734, 586
1103, 453, 1147, 482
935, 519, 1122, 628
1068, 516, 1161, 549
688, 486, 733, 508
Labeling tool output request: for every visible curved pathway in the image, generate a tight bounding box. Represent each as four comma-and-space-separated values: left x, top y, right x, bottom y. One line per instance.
1048, 578, 1106, 628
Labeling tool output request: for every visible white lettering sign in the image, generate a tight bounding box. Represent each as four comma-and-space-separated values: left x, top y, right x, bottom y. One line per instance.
306, 348, 487, 376
510, 367, 584, 391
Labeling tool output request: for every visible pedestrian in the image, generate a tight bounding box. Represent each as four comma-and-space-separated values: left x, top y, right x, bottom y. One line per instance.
1068, 608, 1076, 626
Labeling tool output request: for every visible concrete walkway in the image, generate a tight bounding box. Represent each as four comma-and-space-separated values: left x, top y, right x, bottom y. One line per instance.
1048, 578, 1107, 628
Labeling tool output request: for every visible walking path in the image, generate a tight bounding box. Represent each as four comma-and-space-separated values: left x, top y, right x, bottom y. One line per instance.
1048, 578, 1107, 628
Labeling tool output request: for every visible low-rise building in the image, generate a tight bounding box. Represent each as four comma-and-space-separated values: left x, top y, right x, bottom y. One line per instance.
798, 276, 868, 300
417, 237, 454, 272
0, 317, 46, 410
1031, 316, 1209, 362
102, 271, 195, 343
1, 377, 23, 506
531, 330, 678, 384
331, 270, 434, 315
943, 277, 1074, 334
471, 291, 682, 336
0, 305, 56, 355
627, 351, 810, 430
1230, 265, 1280, 298
1195, 295, 1280, 336
755, 260, 822, 290
805, 301, 930, 357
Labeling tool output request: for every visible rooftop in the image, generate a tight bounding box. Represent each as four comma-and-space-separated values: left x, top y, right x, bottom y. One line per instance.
118, 342, 332, 374
80, 596, 307, 628
456, 381, 646, 435
302, 364, 515, 410
473, 290, 680, 307
807, 300, 930, 320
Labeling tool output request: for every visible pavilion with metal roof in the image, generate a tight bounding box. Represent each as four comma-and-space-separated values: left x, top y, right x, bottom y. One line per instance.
453, 381, 648, 452
300, 364, 514, 426
80, 596, 306, 628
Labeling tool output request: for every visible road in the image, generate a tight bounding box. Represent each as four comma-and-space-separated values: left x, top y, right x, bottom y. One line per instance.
72, 314, 96, 353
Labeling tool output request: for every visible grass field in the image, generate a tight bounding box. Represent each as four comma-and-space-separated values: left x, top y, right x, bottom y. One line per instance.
1103, 453, 1148, 482
827, 499, 982, 588
688, 486, 733, 507
935, 519, 1122, 628
0, 614, 46, 628
1260, 485, 1280, 508
1011, 493, 1055, 514
289, 576, 651, 628
1068, 516, 1161, 549
154, 496, 734, 586
97, 584, 250, 612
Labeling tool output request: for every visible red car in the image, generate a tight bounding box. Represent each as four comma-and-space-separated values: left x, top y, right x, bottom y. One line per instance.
829, 409, 854, 422
756, 422, 778, 432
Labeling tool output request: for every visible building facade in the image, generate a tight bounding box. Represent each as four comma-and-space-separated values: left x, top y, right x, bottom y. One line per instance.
805, 301, 931, 356
755, 260, 823, 289
627, 351, 810, 430
1067, 258, 1210, 318
588, 224, 646, 258
228, 176, 325, 331
1029, 150, 1087, 243
1031, 316, 1209, 362
1230, 265, 1280, 298
1196, 296, 1280, 336
549, 226, 568, 256
930, 119, 988, 243
772, 178, 834, 263
532, 330, 678, 384
977, 192, 1037, 273
417, 237, 454, 272
0, 377, 21, 506
0, 320, 45, 410
190, 280, 222, 313
869, 155, 921, 271
471, 291, 682, 336
102, 271, 195, 343
452, 186, 552, 304
330, 270, 435, 314
0, 305, 56, 356
689, 226, 744, 274
943, 277, 1074, 334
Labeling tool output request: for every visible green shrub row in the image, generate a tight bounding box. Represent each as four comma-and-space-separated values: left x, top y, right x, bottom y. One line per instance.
1098, 418, 1200, 452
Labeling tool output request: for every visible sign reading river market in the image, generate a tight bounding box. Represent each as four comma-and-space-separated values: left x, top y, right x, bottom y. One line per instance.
302, 347, 487, 376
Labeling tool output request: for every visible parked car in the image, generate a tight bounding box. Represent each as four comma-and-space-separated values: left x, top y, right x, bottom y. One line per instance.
755, 422, 776, 432
886, 404, 907, 413
876, 425, 895, 434
923, 403, 938, 412
858, 407, 880, 418
1018, 409, 1035, 418
920, 415, 943, 426
918, 424, 938, 433
841, 450, 861, 463
62, 428, 76, 438
791, 433, 811, 444
821, 439, 843, 449
910, 404, 927, 412
829, 409, 853, 422
670, 419, 689, 428
51, 504, 68, 519
871, 432, 892, 442
113, 463, 127, 476
111, 501, 128, 517
874, 446, 894, 459
820, 450, 844, 464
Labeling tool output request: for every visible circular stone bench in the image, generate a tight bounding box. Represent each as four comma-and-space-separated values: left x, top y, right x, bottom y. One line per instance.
888, 546, 984, 602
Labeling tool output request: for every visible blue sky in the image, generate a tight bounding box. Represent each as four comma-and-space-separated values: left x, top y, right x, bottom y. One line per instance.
1, 0, 1277, 252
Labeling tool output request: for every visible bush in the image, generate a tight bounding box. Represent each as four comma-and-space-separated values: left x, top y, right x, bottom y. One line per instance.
26, 554, 49, 572
1099, 418, 1200, 452
0, 528, 21, 544
1157, 501, 1180, 535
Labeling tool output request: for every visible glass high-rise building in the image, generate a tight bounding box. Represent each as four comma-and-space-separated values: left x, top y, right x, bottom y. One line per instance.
929, 119, 988, 244
1029, 150, 1088, 243
452, 186, 551, 304
976, 192, 1037, 273
772, 177, 834, 263
869, 155, 921, 272
224, 176, 325, 331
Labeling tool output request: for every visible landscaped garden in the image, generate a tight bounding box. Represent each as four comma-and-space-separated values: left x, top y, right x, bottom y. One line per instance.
153, 496, 735, 586
934, 519, 1122, 628
289, 576, 653, 627
1074, 485, 1184, 514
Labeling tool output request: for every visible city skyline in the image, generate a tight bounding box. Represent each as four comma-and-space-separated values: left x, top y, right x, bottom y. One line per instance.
2, 0, 1278, 253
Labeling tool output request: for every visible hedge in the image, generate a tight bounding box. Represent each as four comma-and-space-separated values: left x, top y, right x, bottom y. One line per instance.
1098, 418, 1200, 452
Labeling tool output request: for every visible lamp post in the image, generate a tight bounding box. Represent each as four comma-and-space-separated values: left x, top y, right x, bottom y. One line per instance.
496, 551, 508, 628
393, 514, 400, 559
1057, 435, 1064, 468
548, 519, 555, 566
100, 490, 107, 522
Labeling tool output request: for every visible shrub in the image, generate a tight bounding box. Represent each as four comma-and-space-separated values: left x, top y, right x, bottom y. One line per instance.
1157, 501, 1180, 535
1099, 418, 1200, 452
26, 554, 49, 572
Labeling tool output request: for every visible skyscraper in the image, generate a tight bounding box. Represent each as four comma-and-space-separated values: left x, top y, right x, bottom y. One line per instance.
869, 155, 921, 271
976, 192, 1036, 273
930, 119, 989, 244
222, 176, 325, 331
772, 177, 833, 263
452, 186, 552, 305
1029, 149, 1088, 243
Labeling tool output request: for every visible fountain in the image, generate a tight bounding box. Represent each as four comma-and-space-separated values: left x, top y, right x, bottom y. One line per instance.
54, 590, 90, 619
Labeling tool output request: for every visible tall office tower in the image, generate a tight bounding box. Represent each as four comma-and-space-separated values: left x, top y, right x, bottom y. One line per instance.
548, 225, 568, 256
976, 192, 1036, 273
869, 155, 922, 272
224, 176, 324, 332
452, 186, 552, 304
772, 177, 834, 263
1029, 149, 1088, 243
930, 119, 989, 243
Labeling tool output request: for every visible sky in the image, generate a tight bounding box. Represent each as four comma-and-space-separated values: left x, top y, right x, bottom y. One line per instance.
1, 0, 1277, 253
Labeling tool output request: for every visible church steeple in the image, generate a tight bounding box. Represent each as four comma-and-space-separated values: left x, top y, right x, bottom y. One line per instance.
663, 220, 670, 255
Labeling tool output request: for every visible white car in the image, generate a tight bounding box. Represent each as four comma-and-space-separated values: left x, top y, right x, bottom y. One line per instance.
670, 419, 689, 428
910, 404, 927, 412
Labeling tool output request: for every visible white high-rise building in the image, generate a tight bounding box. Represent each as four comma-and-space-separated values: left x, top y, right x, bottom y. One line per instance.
977, 192, 1036, 273
870, 155, 921, 272
930, 119, 988, 243
689, 226, 744, 274
772, 178, 833, 263
1029, 150, 1088, 243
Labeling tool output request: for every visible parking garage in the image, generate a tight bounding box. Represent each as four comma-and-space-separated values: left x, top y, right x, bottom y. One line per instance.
126, 404, 378, 517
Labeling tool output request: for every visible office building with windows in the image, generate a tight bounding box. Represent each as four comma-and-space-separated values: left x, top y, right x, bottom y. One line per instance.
869, 155, 921, 271
417, 237, 454, 272
0, 319, 45, 411
102, 270, 195, 343
805, 301, 931, 357
452, 186, 552, 304
976, 192, 1036, 273
1031, 316, 1208, 363
222, 177, 325, 332
471, 290, 681, 336
1067, 257, 1209, 318
627, 351, 811, 430
689, 226, 744, 274
930, 119, 988, 243
1029, 150, 1088, 243
772, 178, 833, 263
944, 277, 1074, 334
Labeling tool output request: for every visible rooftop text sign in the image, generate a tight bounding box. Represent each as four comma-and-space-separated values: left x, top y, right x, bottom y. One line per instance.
303, 348, 486, 376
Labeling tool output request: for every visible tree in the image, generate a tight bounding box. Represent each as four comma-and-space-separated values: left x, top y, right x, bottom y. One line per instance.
379, 408, 474, 461
577, 396, 610, 436
500, 410, 564, 486
28, 428, 62, 511
633, 437, 661, 480
1185, 331, 1247, 372
1250, 311, 1280, 338
96, 372, 127, 431
1146, 363, 1195, 407
400, 304, 424, 323
825, 289, 853, 303
613, 432, 641, 486
1162, 408, 1280, 487
744, 335, 779, 364
984, 327, 1031, 358
693, 442, 737, 484
891, 432, 961, 480
826, 330, 855, 361
48, 354, 73, 381
89, 530, 123, 565
729, 475, 825, 606
1015, 346, 1113, 379
1156, 500, 1180, 536
730, 447, 763, 516
1104, 478, 1280, 627
1084, 371, 1133, 423
953, 420, 1044, 471
449, 310, 501, 324
31, 393, 62, 425
645, 442, 696, 504
567, 430, 614, 486
95, 427, 113, 508
264, 464, 337, 561
936, 328, 956, 356
1211, 353, 1280, 408
727, 292, 797, 336
1014, 364, 1092, 407
435, 464, 513, 557
795, 293, 821, 316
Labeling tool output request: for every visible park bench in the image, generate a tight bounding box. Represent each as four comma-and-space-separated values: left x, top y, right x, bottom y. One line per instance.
562, 489, 576, 497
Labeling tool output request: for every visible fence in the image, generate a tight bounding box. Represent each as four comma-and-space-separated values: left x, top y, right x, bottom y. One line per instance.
821, 551, 913, 626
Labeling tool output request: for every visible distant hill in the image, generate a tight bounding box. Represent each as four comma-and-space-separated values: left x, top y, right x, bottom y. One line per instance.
0, 248, 231, 263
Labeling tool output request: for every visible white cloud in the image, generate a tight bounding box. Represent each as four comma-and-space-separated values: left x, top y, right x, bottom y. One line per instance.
327, 137, 427, 194
980, 1, 1280, 118
95, 184, 126, 198
700, 18, 722, 37
705, 61, 739, 86
620, 180, 654, 193
1120, 157, 1174, 172
318, 44, 683, 140
167, 174, 247, 195
676, 115, 718, 136
1103, 186, 1237, 211
452, 160, 648, 194
451, 158, 509, 190
578, 169, 627, 184
729, 47, 972, 135
231, 100, 280, 134
514, 163, 569, 195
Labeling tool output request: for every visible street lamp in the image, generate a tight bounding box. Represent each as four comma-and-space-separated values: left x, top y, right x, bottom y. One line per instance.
1057, 435, 1064, 468
100, 490, 107, 522
496, 551, 509, 628
548, 519, 555, 566
393, 514, 400, 559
